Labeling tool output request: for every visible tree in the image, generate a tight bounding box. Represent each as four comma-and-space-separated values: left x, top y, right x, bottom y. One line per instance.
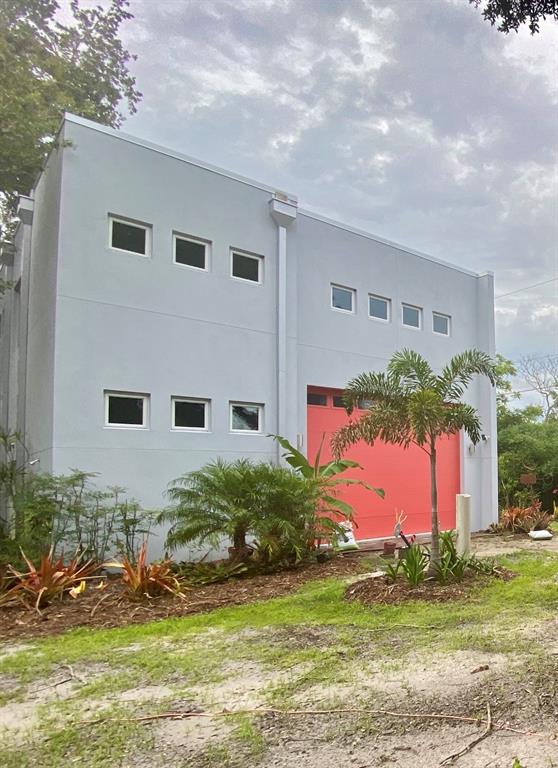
495, 356, 558, 510
470, 0, 558, 34
0, 0, 141, 225
331, 349, 496, 569
517, 355, 558, 421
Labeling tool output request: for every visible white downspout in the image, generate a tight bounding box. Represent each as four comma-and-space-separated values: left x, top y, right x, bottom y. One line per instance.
269, 193, 297, 464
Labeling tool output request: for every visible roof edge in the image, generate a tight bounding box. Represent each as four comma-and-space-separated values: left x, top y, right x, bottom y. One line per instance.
63, 113, 298, 202
297, 208, 481, 278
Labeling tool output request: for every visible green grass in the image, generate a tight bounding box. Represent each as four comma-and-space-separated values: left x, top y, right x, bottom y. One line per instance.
0, 552, 557, 767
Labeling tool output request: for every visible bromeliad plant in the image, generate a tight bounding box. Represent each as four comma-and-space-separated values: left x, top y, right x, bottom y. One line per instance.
272, 434, 384, 546
6, 548, 98, 609
331, 349, 496, 569
106, 542, 185, 601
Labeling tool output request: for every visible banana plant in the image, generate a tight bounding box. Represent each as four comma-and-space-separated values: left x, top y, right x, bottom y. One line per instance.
271, 434, 384, 522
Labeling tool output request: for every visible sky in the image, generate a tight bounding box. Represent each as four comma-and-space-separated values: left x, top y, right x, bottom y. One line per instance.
74, 0, 558, 391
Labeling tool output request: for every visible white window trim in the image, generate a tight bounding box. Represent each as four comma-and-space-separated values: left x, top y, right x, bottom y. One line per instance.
331, 283, 356, 314
173, 232, 211, 272
108, 215, 152, 257
104, 390, 149, 429
171, 396, 210, 432
229, 401, 264, 434
401, 303, 422, 330
368, 293, 391, 323
433, 311, 451, 336
230, 249, 264, 284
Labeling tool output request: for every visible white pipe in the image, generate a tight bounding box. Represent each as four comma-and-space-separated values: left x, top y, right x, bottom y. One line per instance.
456, 494, 471, 556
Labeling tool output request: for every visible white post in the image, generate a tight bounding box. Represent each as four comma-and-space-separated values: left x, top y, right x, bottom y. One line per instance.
456, 494, 471, 556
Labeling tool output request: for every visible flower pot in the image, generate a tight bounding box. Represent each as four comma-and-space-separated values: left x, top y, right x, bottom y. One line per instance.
383, 541, 397, 556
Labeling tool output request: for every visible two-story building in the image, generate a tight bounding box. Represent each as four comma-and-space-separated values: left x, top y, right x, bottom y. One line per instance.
0, 114, 497, 556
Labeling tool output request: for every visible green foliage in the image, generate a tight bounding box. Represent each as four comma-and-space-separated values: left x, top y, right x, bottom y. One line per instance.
399, 543, 429, 587
178, 560, 249, 586
470, 0, 557, 34
0, 0, 141, 222
332, 348, 495, 565
0, 432, 151, 566
160, 459, 322, 565
384, 560, 401, 584
272, 434, 384, 523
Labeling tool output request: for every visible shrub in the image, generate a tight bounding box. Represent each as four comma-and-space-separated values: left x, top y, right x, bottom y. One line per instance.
160, 459, 321, 565
399, 543, 429, 587
6, 549, 98, 609
0, 463, 151, 565
106, 542, 185, 601
500, 501, 552, 533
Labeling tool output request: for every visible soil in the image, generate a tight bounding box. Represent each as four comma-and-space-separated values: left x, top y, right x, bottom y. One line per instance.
345, 568, 515, 607
0, 552, 370, 641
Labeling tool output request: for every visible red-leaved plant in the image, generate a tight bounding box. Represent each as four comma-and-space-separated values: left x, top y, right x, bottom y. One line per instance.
6, 549, 98, 610
500, 501, 552, 534
105, 542, 186, 601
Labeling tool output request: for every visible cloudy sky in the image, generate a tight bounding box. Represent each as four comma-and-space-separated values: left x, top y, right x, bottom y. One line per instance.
110, 1, 557, 379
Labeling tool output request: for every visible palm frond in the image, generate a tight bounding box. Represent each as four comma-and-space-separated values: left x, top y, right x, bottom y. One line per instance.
388, 349, 436, 391
437, 349, 496, 400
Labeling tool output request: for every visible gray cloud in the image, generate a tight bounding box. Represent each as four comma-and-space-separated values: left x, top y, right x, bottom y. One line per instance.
119, 0, 557, 363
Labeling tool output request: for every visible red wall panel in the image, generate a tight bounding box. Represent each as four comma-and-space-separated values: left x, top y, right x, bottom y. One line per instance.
307, 389, 460, 540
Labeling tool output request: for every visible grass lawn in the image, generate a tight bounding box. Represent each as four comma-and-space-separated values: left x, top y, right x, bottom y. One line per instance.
1, 551, 557, 767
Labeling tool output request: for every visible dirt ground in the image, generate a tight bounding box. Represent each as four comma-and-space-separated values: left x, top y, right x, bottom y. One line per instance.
1, 541, 558, 767
1, 621, 557, 767
472, 531, 558, 557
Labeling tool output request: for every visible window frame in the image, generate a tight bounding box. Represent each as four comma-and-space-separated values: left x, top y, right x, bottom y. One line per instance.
368, 293, 391, 323
307, 392, 328, 407
401, 302, 422, 330
229, 401, 264, 434
104, 390, 149, 429
173, 232, 211, 272
331, 283, 356, 314
108, 215, 151, 257
432, 311, 451, 336
230, 249, 264, 285
171, 396, 210, 432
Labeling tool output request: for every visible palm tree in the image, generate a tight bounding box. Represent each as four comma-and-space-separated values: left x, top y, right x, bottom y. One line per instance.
331, 349, 496, 568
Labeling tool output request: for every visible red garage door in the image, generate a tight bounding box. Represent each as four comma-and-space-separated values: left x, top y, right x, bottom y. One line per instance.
307, 387, 460, 540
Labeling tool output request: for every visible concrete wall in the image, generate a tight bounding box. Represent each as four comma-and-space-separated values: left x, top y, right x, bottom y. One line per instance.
51, 120, 281, 551
1, 113, 497, 556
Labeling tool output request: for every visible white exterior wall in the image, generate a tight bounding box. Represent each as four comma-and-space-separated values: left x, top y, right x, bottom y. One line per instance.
0, 114, 497, 557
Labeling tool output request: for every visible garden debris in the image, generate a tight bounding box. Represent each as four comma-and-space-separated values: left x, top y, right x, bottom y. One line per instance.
470, 665, 490, 674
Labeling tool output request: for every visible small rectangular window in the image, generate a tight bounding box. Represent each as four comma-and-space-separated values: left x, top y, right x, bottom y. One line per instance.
433, 312, 451, 336
231, 250, 262, 283
105, 391, 148, 428
174, 234, 209, 270
172, 397, 209, 430
307, 392, 327, 406
331, 284, 355, 313
230, 402, 263, 432
369, 294, 390, 321
110, 217, 150, 256
332, 395, 345, 408
402, 303, 422, 329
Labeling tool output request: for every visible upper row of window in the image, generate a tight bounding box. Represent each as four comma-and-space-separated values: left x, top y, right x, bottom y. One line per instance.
109, 215, 263, 283
110, 216, 450, 336
331, 284, 451, 336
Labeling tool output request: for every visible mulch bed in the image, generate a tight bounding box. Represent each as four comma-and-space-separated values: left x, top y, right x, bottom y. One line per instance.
345, 568, 515, 607
0, 553, 368, 642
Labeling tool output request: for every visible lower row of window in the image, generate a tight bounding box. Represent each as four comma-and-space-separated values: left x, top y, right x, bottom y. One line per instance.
105, 391, 263, 433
